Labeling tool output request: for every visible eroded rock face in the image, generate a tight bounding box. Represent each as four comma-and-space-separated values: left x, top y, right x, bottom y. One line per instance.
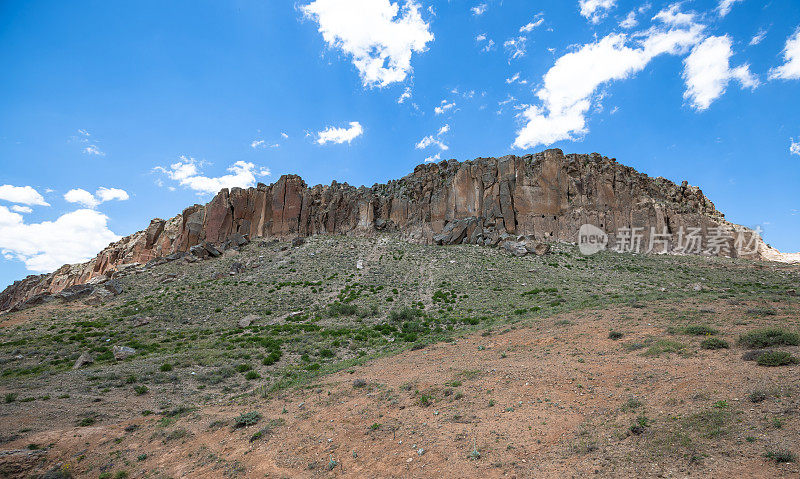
0, 149, 788, 312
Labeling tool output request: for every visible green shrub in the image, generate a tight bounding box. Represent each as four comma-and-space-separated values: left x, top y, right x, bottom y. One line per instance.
233, 411, 261, 428
159, 363, 173, 372
683, 325, 718, 336
765, 449, 796, 463
756, 351, 799, 367
244, 371, 261, 380
700, 337, 729, 350
608, 331, 623, 340
738, 328, 799, 349
134, 385, 149, 395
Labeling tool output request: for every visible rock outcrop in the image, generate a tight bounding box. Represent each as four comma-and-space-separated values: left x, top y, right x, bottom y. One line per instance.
1, 149, 795, 312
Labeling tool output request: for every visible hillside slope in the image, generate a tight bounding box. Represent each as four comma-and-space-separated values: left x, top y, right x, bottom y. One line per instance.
2, 148, 796, 313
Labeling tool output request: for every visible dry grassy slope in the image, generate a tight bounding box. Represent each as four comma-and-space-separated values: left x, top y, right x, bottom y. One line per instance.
0, 235, 799, 477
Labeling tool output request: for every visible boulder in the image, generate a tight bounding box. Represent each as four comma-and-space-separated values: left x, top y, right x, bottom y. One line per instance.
501, 241, 528, 257
230, 262, 245, 274
103, 279, 123, 295
524, 241, 550, 256
73, 352, 93, 369
238, 314, 259, 328
291, 237, 306, 247
112, 345, 136, 361
56, 284, 95, 302
131, 316, 151, 327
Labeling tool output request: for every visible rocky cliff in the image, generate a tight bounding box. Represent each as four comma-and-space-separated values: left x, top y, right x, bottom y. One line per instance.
1, 149, 794, 312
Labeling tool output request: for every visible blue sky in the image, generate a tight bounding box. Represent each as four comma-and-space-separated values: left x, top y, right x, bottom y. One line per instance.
1, 0, 799, 287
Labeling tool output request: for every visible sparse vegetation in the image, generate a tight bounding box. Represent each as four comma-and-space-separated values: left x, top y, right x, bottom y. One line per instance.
738, 328, 800, 349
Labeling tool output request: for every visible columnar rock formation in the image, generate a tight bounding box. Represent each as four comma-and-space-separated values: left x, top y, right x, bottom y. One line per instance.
0, 149, 793, 312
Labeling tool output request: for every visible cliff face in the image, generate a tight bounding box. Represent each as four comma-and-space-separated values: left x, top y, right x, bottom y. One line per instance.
0, 149, 790, 312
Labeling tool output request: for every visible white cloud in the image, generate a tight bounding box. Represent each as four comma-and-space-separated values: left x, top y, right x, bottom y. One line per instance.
281, 132, 289, 139
620, 11, 638, 29
398, 86, 412, 103
682, 35, 758, 111
476, 33, 496, 52
750, 29, 767, 46
96, 187, 130, 203
301, 0, 433, 87
769, 28, 800, 81
506, 72, 527, 84
423, 153, 441, 163
520, 17, 544, 33
83, 144, 105, 156
64, 189, 99, 208
471, 3, 487, 16
791, 138, 800, 156
155, 158, 271, 195
716, 0, 743, 17
652, 3, 696, 27
514, 12, 705, 149
504, 36, 527, 59
579, 0, 616, 24
416, 123, 449, 151
0, 185, 50, 206
415, 135, 448, 150
63, 187, 130, 209
316, 121, 364, 144
10, 205, 32, 214
251, 140, 266, 149
434, 100, 456, 115
0, 206, 121, 273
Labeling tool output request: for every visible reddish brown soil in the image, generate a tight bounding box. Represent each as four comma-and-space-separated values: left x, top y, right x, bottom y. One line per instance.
2, 299, 799, 478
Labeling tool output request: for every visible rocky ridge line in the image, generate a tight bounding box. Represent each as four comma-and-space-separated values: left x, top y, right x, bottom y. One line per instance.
1, 148, 796, 312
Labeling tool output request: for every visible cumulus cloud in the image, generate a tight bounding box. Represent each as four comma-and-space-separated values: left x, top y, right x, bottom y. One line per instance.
10, 205, 32, 214
63, 187, 130, 209
791, 138, 800, 156
682, 35, 758, 111
716, 0, 743, 17
769, 28, 800, 80
423, 153, 441, 163
316, 121, 364, 145
652, 3, 697, 27
155, 158, 271, 195
301, 0, 433, 87
434, 99, 456, 115
96, 187, 130, 203
620, 11, 638, 29
0, 185, 50, 206
0, 206, 121, 273
579, 0, 616, 24
514, 7, 704, 149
